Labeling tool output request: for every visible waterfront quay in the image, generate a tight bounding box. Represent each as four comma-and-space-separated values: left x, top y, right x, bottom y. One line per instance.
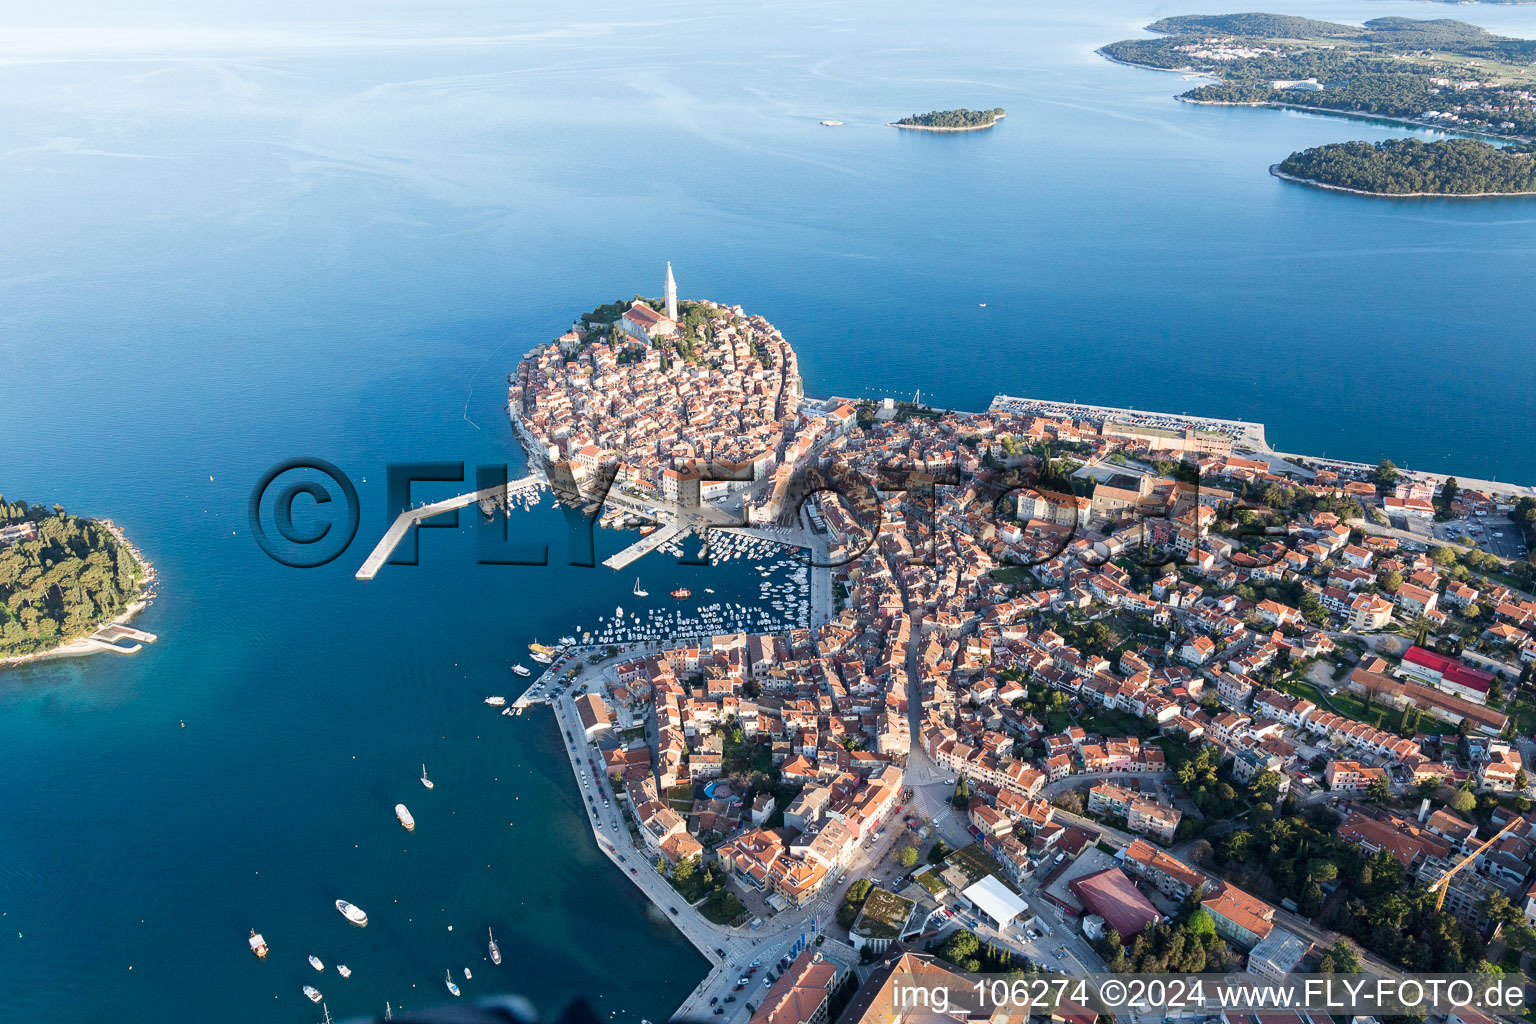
989, 393, 1268, 448
516, 653, 872, 1024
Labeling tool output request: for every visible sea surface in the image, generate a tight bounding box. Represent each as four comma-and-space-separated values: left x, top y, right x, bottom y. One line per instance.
3, 0, 1536, 1021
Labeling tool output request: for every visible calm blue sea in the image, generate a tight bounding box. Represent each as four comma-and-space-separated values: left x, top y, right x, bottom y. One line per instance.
3, 0, 1536, 1021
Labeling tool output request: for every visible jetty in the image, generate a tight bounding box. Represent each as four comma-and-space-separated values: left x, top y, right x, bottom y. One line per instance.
355, 475, 545, 580
600, 523, 683, 571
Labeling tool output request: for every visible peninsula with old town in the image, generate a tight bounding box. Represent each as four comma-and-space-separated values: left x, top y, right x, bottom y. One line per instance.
499, 266, 1536, 1024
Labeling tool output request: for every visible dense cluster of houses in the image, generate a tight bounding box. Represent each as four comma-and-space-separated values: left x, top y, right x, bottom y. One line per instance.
527, 299, 1536, 951
509, 286, 814, 520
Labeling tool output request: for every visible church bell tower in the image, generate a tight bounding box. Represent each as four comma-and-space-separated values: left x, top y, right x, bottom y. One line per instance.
664, 262, 678, 321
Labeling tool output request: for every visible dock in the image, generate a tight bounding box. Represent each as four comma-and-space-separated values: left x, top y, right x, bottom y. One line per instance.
355, 475, 545, 580
600, 522, 683, 570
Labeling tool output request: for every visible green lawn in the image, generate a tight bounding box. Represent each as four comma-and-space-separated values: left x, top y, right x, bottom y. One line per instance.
912, 869, 947, 896
1274, 674, 1455, 737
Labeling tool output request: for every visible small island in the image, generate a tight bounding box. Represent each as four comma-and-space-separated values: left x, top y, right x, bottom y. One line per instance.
1275, 137, 1536, 196
0, 498, 156, 665
889, 107, 1006, 131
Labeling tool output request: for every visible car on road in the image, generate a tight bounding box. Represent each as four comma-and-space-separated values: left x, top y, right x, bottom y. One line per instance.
733, 984, 744, 992
763, 978, 772, 987
710, 998, 719, 1006
669, 907, 679, 916
630, 868, 637, 874
724, 997, 735, 1004
713, 1010, 723, 1016
715, 948, 726, 957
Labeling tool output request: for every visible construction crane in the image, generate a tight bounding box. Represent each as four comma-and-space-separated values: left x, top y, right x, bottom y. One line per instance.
1425, 815, 1523, 913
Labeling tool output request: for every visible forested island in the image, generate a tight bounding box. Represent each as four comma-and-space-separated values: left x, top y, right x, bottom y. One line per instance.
890, 107, 1006, 130
0, 498, 149, 659
1276, 137, 1536, 195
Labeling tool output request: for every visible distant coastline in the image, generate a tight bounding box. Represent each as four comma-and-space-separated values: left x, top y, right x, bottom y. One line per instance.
1103, 50, 1534, 145
1178, 95, 1533, 145
1270, 163, 1536, 198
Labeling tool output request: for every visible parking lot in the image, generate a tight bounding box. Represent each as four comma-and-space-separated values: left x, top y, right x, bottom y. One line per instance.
1435, 514, 1528, 561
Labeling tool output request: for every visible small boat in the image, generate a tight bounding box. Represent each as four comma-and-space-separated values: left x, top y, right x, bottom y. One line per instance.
704, 588, 715, 594
309, 955, 325, 971
979, 302, 987, 307
464, 967, 473, 980
337, 965, 352, 978
511, 664, 531, 677
489, 928, 501, 965
445, 970, 461, 997
819, 119, 844, 126
395, 803, 415, 830
530, 650, 553, 664
421, 764, 434, 789
614, 605, 623, 618
559, 635, 577, 646
640, 525, 658, 536
248, 929, 268, 958
633, 578, 648, 597
303, 986, 323, 1003
335, 900, 368, 927
501, 707, 514, 716
671, 588, 691, 599
485, 695, 507, 706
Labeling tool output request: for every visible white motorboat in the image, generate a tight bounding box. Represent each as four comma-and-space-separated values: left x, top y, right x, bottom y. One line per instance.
445, 970, 461, 997
489, 928, 501, 965
464, 967, 473, 980
395, 804, 415, 831
511, 664, 531, 677
421, 764, 434, 789
303, 986, 323, 1003
309, 955, 325, 971
485, 695, 507, 706
337, 965, 352, 978
335, 900, 368, 927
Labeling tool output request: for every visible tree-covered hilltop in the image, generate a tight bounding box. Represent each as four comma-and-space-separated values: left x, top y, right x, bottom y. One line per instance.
893, 107, 1006, 128
0, 499, 146, 656
1277, 137, 1536, 194
1100, 14, 1536, 139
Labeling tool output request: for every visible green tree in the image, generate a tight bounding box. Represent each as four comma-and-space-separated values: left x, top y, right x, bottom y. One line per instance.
951, 776, 972, 809
899, 846, 918, 869
1448, 787, 1477, 815
1366, 775, 1393, 804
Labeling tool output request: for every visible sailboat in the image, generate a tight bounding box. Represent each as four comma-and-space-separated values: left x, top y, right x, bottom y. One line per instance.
421, 764, 434, 790
489, 928, 502, 965
445, 970, 461, 997
633, 578, 648, 597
